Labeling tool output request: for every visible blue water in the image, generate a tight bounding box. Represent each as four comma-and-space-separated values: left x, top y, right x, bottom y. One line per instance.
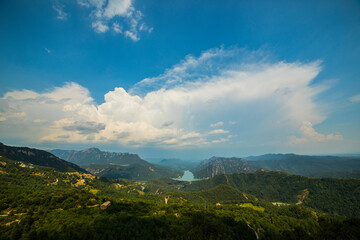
174, 170, 202, 181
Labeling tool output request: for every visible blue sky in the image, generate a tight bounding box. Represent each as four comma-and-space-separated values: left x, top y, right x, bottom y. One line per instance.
0, 0, 359, 159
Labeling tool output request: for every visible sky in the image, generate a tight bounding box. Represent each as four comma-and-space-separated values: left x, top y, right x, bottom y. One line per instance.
0, 0, 359, 159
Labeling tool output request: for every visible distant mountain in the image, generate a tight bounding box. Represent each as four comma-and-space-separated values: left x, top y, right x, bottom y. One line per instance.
50, 148, 145, 166
190, 154, 360, 179
245, 153, 296, 161
192, 157, 254, 178
245, 154, 360, 178
146, 158, 199, 170
51, 148, 182, 181
0, 142, 85, 172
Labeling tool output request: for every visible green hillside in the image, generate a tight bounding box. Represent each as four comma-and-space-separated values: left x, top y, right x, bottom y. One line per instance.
181, 171, 360, 218
1, 151, 360, 239
0, 143, 85, 173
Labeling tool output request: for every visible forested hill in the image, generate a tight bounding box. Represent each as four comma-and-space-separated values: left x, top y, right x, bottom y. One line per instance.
1, 152, 360, 239
182, 171, 360, 218
0, 143, 85, 172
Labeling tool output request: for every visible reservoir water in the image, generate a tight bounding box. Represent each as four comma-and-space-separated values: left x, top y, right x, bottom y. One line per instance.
174, 170, 202, 181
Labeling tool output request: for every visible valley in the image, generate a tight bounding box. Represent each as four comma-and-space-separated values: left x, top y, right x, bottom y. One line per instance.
1, 143, 360, 239
50, 148, 182, 181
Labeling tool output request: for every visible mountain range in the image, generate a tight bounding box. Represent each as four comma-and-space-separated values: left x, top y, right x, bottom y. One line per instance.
50, 148, 145, 166
245, 153, 360, 177
192, 154, 360, 179
50, 148, 182, 181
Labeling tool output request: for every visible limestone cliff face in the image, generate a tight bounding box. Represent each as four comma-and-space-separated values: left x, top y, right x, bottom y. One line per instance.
192, 157, 255, 178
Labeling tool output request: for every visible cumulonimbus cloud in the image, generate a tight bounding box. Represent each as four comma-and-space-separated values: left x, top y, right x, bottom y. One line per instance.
0, 47, 343, 149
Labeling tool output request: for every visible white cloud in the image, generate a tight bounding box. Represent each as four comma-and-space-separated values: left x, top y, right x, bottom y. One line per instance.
349, 94, 360, 103
207, 129, 229, 135
103, 0, 132, 18
77, 0, 106, 8
210, 121, 224, 127
0, 47, 343, 150
131, 47, 233, 93
76, 0, 151, 40
112, 22, 123, 33
288, 121, 343, 145
130, 47, 272, 95
53, 1, 68, 20
92, 20, 109, 33
124, 30, 139, 41
212, 138, 228, 144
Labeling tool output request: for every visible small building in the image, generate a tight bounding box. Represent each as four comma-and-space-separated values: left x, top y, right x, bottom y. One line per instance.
100, 201, 111, 210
